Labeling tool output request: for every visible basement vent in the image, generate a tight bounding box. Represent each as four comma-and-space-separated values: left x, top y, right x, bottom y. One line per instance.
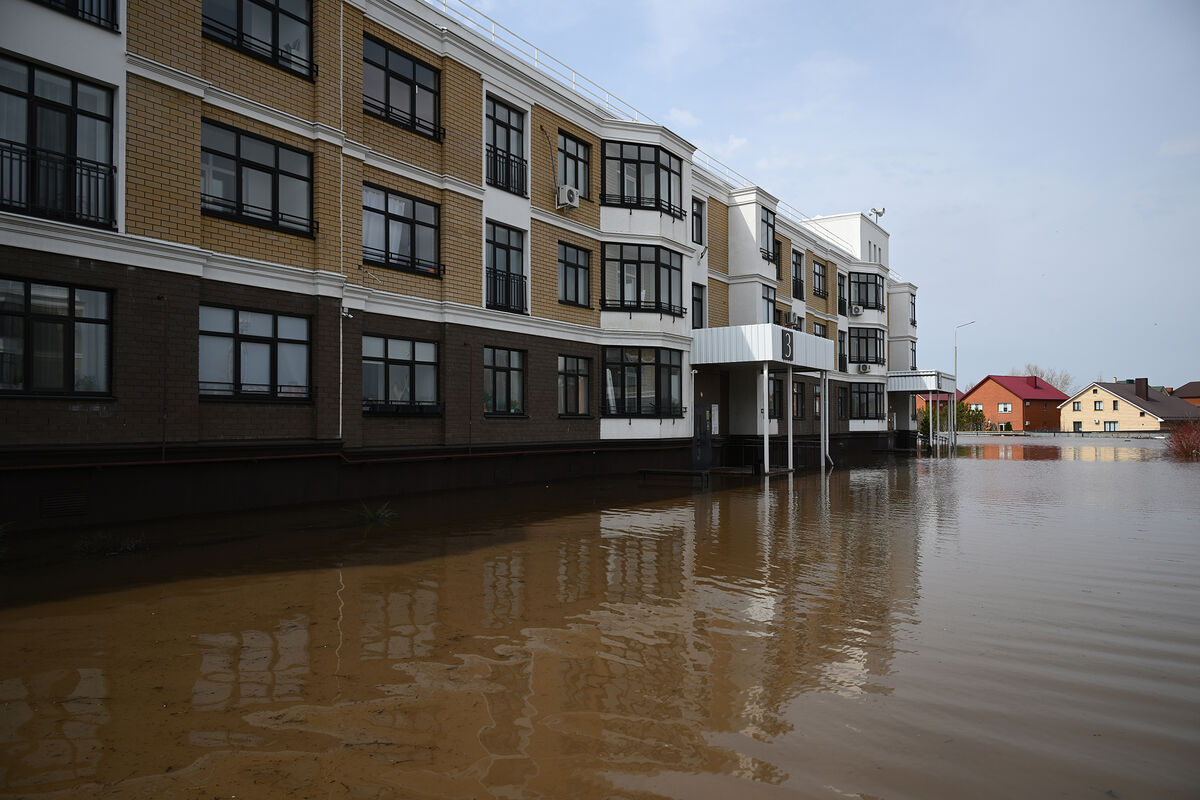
40, 492, 89, 518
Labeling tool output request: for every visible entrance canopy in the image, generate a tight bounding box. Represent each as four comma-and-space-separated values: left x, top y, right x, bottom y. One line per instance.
691, 324, 835, 371
886, 369, 956, 394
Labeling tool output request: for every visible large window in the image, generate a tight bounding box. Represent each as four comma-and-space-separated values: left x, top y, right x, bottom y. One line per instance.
793, 381, 805, 419
1072, 401, 1081, 411
601, 141, 684, 218
558, 355, 589, 416
486, 97, 526, 196
0, 278, 110, 395
762, 285, 775, 324
848, 272, 885, 310
557, 132, 589, 197
363, 36, 442, 140
812, 260, 828, 298
30, 0, 117, 30
910, 293, 917, 327
201, 120, 312, 234
760, 207, 778, 264
910, 341, 917, 369
486, 222, 526, 314
202, 0, 312, 77
199, 305, 309, 398
601, 243, 684, 316
362, 185, 439, 275
813, 321, 828, 338
691, 283, 705, 330
483, 346, 523, 414
0, 56, 114, 229
558, 242, 589, 307
848, 327, 885, 364
602, 347, 683, 418
1104, 421, 1118, 432
791, 252, 804, 298
692, 198, 705, 244
1000, 402, 1013, 413
851, 383, 885, 420
362, 335, 438, 414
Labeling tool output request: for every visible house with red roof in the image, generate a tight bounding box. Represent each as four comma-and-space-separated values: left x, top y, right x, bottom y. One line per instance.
914, 389, 964, 415
960, 375, 1069, 431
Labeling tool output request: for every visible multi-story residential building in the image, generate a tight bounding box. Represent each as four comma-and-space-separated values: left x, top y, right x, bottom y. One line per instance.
0, 0, 945, 527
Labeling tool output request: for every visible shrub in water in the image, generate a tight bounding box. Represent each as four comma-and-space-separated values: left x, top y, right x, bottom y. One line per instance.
1166, 421, 1200, 460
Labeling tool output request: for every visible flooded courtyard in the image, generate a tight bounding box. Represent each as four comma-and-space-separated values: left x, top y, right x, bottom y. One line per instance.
1, 437, 1198, 798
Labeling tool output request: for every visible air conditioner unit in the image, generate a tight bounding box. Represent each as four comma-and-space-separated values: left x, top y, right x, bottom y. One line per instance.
784, 311, 799, 327
850, 304, 864, 316
857, 363, 871, 374
556, 184, 580, 209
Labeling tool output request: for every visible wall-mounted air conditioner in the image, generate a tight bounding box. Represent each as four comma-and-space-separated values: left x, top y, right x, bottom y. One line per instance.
556, 185, 580, 209
784, 311, 799, 327
857, 363, 871, 373
850, 304, 864, 316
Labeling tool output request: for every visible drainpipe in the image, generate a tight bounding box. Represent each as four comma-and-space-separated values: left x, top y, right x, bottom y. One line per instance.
762, 362, 769, 474
820, 370, 830, 469
786, 365, 794, 471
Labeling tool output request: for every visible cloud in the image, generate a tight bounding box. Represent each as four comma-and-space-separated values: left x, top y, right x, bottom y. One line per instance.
666, 108, 701, 128
1159, 136, 1200, 158
707, 134, 747, 158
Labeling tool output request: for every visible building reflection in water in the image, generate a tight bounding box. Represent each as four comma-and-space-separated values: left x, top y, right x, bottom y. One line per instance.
0, 669, 109, 789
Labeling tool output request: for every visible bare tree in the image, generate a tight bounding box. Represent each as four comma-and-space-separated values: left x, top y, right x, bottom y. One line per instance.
1010, 363, 1077, 394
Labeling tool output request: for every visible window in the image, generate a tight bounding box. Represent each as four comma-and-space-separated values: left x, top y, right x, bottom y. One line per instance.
838, 387, 848, 420
1072, 401, 1081, 411
1112, 400, 1119, 410
691, 283, 705, 330
848, 327, 885, 364
1073, 421, 1083, 432
1104, 421, 1118, 432
485, 97, 526, 196
838, 330, 847, 371
362, 185, 439, 275
969, 403, 983, 412
602, 347, 683, 418
910, 341, 917, 370
201, 120, 312, 234
692, 198, 705, 244
558, 242, 589, 307
762, 285, 776, 324
1094, 400, 1104, 411
363, 36, 442, 140
202, 0, 312, 77
601, 243, 684, 316
486, 222, 526, 314
362, 335, 438, 414
910, 293, 917, 327
768, 374, 783, 419
0, 56, 115, 228
813, 321, 828, 338
837, 273, 846, 315
199, 305, 309, 398
558, 132, 589, 197
998, 402, 1012, 413
0, 278, 110, 395
601, 141, 684, 218
30, 0, 117, 30
557, 355, 590, 416
812, 260, 828, 298
851, 383, 885, 420
814, 386, 821, 420
791, 252, 804, 298
848, 272, 885, 310
793, 381, 805, 419
483, 346, 524, 414
760, 207, 778, 263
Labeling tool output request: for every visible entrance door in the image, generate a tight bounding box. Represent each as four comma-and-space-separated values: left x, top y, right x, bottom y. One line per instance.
693, 403, 713, 470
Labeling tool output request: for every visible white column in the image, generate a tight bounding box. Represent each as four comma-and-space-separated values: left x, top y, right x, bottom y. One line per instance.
786, 365, 794, 471
820, 370, 829, 469
762, 362, 770, 473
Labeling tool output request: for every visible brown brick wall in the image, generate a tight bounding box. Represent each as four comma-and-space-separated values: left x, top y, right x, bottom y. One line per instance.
529, 105, 601, 229
125, 76, 203, 245
529, 219, 600, 325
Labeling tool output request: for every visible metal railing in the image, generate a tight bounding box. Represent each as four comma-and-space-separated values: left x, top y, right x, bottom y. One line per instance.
485, 145, 527, 196
486, 268, 527, 314
0, 140, 114, 228
31, 0, 117, 29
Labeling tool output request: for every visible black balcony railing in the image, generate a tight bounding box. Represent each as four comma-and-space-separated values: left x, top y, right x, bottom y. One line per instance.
838, 297, 848, 316
486, 268, 528, 314
792, 276, 804, 299
486, 145, 527, 196
31, 0, 117, 29
839, 354, 848, 372
202, 14, 313, 77
1, 140, 115, 229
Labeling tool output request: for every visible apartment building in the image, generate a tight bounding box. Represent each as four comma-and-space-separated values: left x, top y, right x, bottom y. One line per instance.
0, 0, 943, 527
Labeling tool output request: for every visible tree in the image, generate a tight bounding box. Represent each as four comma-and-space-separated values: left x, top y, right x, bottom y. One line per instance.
919, 402, 988, 438
1010, 363, 1077, 395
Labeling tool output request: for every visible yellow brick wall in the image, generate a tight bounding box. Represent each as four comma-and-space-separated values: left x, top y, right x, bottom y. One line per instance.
807, 250, 832, 315
709, 281, 729, 328
529, 220, 601, 326
1060, 387, 1164, 432
529, 106, 601, 230
200, 39, 315, 123
125, 76, 203, 246
127, 0, 201, 73
707, 196, 729, 276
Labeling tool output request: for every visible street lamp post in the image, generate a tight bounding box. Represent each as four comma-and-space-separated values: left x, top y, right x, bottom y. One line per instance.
953, 320, 976, 448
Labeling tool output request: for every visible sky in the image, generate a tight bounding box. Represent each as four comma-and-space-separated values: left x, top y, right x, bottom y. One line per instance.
459, 0, 1200, 392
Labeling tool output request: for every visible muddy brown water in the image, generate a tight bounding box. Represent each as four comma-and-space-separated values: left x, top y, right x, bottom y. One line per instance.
1, 438, 1198, 798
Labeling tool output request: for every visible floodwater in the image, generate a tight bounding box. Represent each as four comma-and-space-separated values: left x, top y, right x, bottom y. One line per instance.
2, 438, 1198, 799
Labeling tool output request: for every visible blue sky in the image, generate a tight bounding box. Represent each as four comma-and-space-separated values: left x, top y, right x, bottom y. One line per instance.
462, 0, 1200, 391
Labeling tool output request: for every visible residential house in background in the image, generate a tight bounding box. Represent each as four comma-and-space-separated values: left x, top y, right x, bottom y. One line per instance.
1059, 379, 1200, 432
1170, 381, 1200, 407
960, 375, 1068, 431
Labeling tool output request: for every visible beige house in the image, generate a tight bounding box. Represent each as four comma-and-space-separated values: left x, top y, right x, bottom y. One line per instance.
1059, 379, 1200, 432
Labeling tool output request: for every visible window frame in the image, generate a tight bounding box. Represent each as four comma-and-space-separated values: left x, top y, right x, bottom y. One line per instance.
791, 252, 804, 298
600, 141, 685, 218
850, 382, 885, 420
691, 197, 705, 245
557, 242, 590, 308
557, 355, 590, 417
837, 386, 848, 420
793, 381, 805, 419
1072, 401, 1081, 411
998, 402, 1013, 414
0, 277, 112, 396
485, 221, 527, 314
485, 96, 527, 196
1104, 420, 1118, 432
201, 0, 313, 78
557, 131, 590, 198
362, 35, 443, 141
483, 346, 525, 415
848, 326, 886, 364
813, 321, 828, 338
691, 282, 706, 330
760, 207, 778, 264
201, 118, 313, 235
762, 284, 776, 324
601, 347, 683, 419
848, 272, 886, 310
362, 183, 440, 276
601, 243, 685, 317
812, 260, 828, 298
909, 340, 917, 370
1094, 400, 1104, 411
361, 334, 440, 415
198, 304, 311, 400
29, 0, 118, 30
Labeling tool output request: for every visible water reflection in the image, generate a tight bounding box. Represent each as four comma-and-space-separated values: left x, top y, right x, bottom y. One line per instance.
960, 436, 1164, 462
